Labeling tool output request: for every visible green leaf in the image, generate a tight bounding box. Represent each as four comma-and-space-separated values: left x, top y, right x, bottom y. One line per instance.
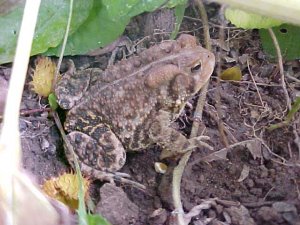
170, 4, 186, 39
48, 93, 58, 111
225, 8, 283, 29
47, 0, 127, 55
1, 0, 186, 63
87, 214, 111, 225
0, 5, 23, 64
268, 97, 300, 130
167, 0, 188, 8
286, 96, 300, 121
47, 0, 186, 56
260, 24, 300, 61
0, 0, 93, 64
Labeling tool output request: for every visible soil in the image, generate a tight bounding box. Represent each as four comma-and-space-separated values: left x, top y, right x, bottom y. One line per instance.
1, 3, 300, 225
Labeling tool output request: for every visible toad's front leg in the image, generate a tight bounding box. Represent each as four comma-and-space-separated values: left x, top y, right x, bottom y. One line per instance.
149, 110, 213, 157
55, 60, 103, 109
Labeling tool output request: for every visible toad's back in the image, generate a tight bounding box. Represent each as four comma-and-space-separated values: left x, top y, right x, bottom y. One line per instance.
63, 34, 215, 151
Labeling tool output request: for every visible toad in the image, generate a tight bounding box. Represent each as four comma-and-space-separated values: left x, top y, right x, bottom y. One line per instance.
55, 34, 215, 180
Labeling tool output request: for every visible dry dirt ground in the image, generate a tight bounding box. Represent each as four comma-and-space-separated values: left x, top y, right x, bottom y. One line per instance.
1, 3, 300, 225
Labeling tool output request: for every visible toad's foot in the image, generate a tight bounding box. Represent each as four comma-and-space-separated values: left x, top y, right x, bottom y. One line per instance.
150, 110, 213, 158
79, 163, 146, 191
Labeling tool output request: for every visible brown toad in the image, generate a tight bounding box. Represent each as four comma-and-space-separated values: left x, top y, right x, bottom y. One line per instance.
55, 34, 215, 178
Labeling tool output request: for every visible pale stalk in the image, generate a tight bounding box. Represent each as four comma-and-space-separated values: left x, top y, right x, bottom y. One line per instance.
213, 0, 300, 25
0, 0, 57, 224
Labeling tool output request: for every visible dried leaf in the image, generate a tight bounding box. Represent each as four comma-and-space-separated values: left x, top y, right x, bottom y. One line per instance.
244, 139, 263, 159
202, 148, 229, 162
30, 57, 56, 97
221, 66, 242, 81
200, 139, 263, 163
237, 164, 250, 182
42, 173, 90, 211
154, 162, 168, 174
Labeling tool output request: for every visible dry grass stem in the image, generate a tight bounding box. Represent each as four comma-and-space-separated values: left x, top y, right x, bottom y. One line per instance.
268, 28, 300, 159
52, 0, 74, 91
267, 28, 291, 109
0, 1, 60, 224
171, 0, 214, 224
247, 59, 264, 106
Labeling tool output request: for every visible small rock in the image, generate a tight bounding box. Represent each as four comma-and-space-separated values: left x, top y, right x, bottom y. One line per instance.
95, 183, 139, 225
232, 190, 242, 198
268, 169, 276, 177
148, 208, 168, 225
215, 204, 223, 215
228, 165, 237, 175
224, 205, 255, 225
259, 167, 268, 178
19, 120, 28, 132
249, 188, 262, 196
208, 209, 216, 218
257, 206, 281, 222
238, 54, 249, 65
272, 202, 297, 213
272, 202, 299, 224
254, 178, 267, 186
282, 212, 299, 225
245, 179, 254, 188
40, 137, 50, 151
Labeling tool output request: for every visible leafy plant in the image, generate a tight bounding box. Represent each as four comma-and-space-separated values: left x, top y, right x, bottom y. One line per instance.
0, 0, 188, 64
0, 0, 93, 64
224, 7, 300, 61
260, 24, 300, 60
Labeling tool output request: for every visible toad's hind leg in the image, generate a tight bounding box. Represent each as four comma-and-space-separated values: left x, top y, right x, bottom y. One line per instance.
66, 124, 126, 174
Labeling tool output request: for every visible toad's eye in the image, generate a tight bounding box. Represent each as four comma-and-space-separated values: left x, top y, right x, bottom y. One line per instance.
191, 63, 202, 73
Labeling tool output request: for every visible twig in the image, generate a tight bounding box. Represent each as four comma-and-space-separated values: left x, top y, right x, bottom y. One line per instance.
184, 16, 237, 29
286, 73, 300, 83
268, 28, 300, 159
247, 59, 264, 106
293, 178, 300, 200
51, 0, 74, 90
268, 28, 291, 109
293, 117, 300, 160
263, 186, 275, 201
171, 0, 213, 224
188, 139, 258, 167
214, 6, 229, 148
20, 108, 51, 116
172, 151, 192, 225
